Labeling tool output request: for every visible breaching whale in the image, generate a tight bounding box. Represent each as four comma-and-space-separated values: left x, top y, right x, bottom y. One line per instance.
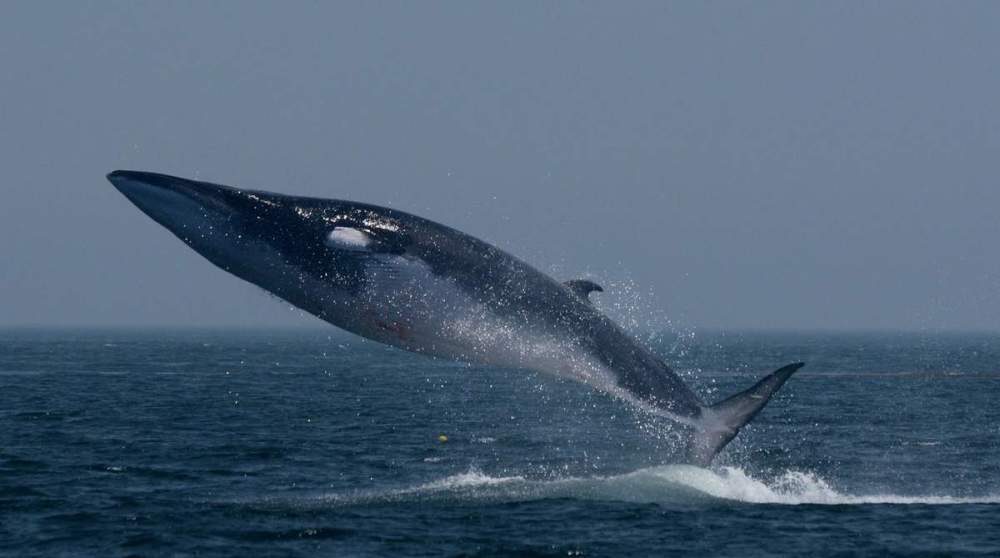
107, 170, 803, 465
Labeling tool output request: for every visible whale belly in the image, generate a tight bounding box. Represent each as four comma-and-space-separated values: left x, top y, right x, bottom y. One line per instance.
327, 253, 617, 390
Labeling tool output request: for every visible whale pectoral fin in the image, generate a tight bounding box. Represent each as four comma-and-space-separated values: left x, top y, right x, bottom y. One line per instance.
687, 362, 805, 466
564, 279, 603, 302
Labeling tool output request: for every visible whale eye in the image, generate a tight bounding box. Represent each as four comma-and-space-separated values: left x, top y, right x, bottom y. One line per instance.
326, 227, 371, 251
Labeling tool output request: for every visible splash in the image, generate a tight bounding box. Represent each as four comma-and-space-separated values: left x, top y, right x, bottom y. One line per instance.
619, 466, 1000, 505
293, 465, 1000, 508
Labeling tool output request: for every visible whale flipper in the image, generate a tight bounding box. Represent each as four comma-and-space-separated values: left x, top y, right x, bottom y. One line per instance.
564, 279, 603, 302
687, 362, 805, 465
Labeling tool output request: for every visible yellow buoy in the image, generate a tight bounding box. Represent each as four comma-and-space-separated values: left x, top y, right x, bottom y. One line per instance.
437, 434, 448, 443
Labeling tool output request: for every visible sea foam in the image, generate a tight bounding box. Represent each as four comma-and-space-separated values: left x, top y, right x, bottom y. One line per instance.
301, 465, 1000, 508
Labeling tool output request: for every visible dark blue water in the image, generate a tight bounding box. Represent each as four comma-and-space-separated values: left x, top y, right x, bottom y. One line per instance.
2, 328, 999, 556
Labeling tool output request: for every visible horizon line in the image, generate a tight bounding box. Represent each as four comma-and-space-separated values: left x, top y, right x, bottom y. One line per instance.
1, 324, 999, 336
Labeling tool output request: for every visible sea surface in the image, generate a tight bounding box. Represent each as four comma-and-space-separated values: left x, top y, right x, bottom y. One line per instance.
2, 328, 999, 557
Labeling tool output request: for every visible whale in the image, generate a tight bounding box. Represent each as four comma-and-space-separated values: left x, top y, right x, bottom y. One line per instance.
106, 170, 803, 465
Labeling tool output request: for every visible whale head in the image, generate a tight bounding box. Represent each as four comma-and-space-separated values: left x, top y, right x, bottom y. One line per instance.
106, 170, 408, 318
107, 170, 293, 275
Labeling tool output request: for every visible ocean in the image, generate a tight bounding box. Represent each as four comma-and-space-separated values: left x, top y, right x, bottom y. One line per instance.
2, 328, 999, 556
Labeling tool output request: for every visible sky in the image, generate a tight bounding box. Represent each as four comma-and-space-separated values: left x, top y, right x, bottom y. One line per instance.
2, 2, 999, 331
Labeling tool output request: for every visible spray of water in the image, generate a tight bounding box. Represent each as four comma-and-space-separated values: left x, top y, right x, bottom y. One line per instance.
281, 465, 1000, 509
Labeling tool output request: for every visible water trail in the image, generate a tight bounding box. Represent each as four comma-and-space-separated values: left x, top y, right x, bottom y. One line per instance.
283, 465, 1000, 509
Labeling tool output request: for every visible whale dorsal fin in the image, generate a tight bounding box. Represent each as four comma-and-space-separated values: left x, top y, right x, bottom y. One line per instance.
564, 279, 603, 302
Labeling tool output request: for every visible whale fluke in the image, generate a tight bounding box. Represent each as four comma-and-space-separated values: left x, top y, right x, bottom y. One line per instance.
687, 362, 805, 465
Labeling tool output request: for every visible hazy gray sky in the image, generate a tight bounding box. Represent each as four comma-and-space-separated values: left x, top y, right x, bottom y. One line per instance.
2, 2, 999, 331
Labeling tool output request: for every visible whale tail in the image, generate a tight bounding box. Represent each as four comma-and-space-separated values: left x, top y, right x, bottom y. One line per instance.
686, 362, 805, 466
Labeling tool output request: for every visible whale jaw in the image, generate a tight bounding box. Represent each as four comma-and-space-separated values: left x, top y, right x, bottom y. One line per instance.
106, 170, 239, 236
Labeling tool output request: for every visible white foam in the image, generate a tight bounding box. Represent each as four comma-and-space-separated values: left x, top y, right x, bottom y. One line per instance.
418, 468, 525, 491
303, 465, 1000, 507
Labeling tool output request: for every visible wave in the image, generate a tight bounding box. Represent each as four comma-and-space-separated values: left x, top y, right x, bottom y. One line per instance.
295, 465, 1000, 508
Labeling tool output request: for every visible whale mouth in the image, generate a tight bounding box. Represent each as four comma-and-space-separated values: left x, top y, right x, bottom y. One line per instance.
107, 170, 228, 211
106, 170, 235, 234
